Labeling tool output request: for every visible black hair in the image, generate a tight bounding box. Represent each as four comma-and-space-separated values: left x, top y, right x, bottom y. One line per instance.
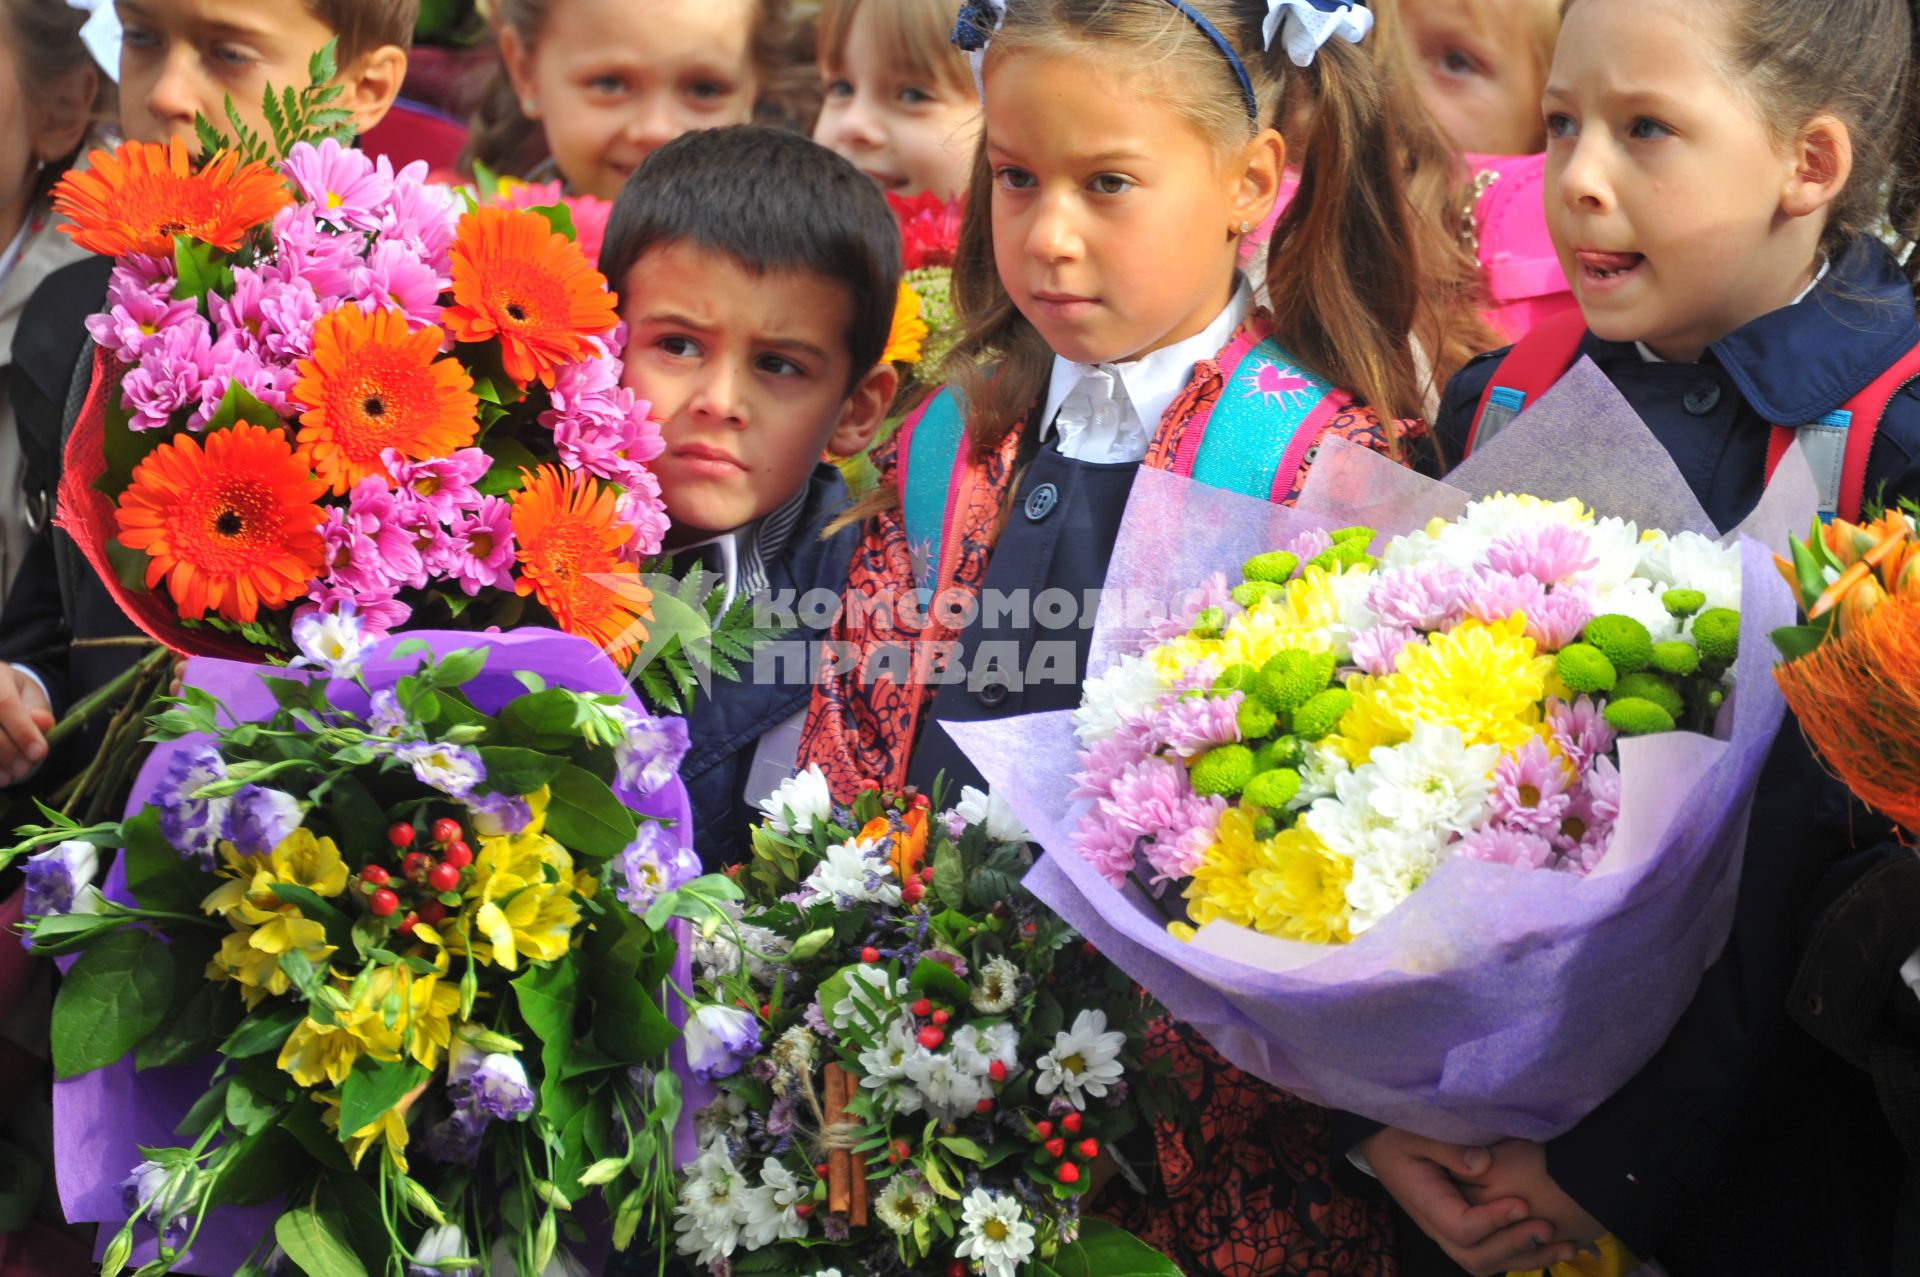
598, 125, 903, 392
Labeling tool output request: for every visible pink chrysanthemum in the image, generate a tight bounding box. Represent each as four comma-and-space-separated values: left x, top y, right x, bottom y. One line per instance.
1490, 737, 1573, 836
1465, 567, 1547, 626
1547, 695, 1617, 773
381, 447, 488, 524
1368, 562, 1469, 631
267, 204, 363, 300
614, 479, 670, 562
352, 239, 448, 332
121, 318, 215, 432
446, 496, 518, 595
1070, 720, 1162, 802
1524, 585, 1595, 651
283, 138, 392, 232
1105, 756, 1193, 840
315, 505, 392, 595
344, 478, 425, 586
89, 267, 200, 362
1281, 527, 1332, 562
1073, 815, 1141, 888
1455, 824, 1556, 870
377, 157, 459, 265
1150, 571, 1236, 642
302, 583, 410, 637
1485, 522, 1597, 586
1350, 625, 1421, 676
1156, 691, 1243, 758
254, 276, 326, 363
190, 337, 296, 427
1143, 793, 1229, 884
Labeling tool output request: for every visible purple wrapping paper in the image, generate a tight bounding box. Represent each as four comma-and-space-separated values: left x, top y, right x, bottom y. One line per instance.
53, 628, 707, 1274
948, 363, 1806, 1145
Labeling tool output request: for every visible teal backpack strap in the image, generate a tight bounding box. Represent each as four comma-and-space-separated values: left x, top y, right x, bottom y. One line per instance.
895, 387, 968, 596
1183, 336, 1344, 501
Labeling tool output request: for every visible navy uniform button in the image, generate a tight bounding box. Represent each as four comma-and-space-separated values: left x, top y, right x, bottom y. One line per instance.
1024, 482, 1059, 522
1683, 383, 1721, 416
975, 679, 1010, 709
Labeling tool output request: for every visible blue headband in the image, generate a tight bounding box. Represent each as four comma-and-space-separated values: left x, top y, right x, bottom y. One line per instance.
952, 2, 1375, 123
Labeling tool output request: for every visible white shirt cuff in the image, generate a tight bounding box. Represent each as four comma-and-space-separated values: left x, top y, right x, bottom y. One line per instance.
11, 664, 50, 709
1901, 945, 1920, 1006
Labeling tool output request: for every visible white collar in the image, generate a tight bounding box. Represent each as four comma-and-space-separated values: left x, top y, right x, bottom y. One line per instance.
1040, 277, 1253, 440
0, 220, 28, 296
1635, 256, 1830, 365
672, 528, 742, 612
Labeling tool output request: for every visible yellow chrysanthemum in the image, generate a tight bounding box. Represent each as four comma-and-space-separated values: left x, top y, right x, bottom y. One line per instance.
1327, 616, 1552, 763
278, 1014, 366, 1087
1150, 566, 1366, 684
1184, 807, 1353, 945
1185, 807, 1263, 929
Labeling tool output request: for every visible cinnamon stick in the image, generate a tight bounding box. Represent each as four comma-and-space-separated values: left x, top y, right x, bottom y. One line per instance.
824, 1063, 852, 1216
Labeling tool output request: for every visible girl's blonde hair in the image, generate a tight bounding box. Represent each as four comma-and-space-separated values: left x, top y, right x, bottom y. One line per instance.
0, 0, 112, 207
948, 0, 1489, 459
817, 0, 975, 101
461, 0, 805, 180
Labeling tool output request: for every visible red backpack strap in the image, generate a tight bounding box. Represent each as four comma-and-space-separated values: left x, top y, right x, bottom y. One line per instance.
1764, 341, 1920, 523
1465, 309, 1591, 457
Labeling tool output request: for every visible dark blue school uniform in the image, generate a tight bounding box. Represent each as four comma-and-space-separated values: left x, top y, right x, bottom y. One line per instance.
1384, 236, 1920, 1273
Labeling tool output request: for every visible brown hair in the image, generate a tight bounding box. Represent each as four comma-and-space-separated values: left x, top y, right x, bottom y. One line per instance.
305, 0, 420, 63
1625, 0, 1920, 300
946, 0, 1486, 462
0, 0, 113, 206
817, 0, 974, 101
462, 0, 801, 181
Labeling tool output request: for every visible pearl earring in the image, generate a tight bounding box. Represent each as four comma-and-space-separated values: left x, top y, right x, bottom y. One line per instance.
522, 96, 538, 115
1238, 220, 1251, 235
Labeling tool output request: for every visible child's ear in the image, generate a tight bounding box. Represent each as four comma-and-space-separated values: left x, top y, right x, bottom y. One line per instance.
1782, 114, 1852, 221
338, 45, 409, 137
32, 62, 97, 169
499, 27, 540, 119
1229, 127, 1288, 241
826, 361, 901, 459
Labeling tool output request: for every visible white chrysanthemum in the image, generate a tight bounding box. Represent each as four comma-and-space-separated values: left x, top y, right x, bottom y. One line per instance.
956, 1189, 1037, 1277
798, 835, 901, 908
906, 1050, 989, 1120
1590, 578, 1681, 643
1296, 744, 1351, 807
1379, 525, 1445, 572
874, 1175, 937, 1235
1072, 651, 1168, 744
829, 965, 906, 1033
1358, 724, 1500, 835
1343, 835, 1446, 935
691, 901, 788, 982
954, 785, 1030, 842
758, 764, 835, 835
970, 955, 1021, 1013
1636, 529, 1742, 613
1577, 516, 1647, 589
738, 1162, 809, 1250
1302, 762, 1452, 868
949, 1023, 1018, 1078
1035, 1009, 1127, 1109
673, 1145, 750, 1265
975, 1021, 1021, 1069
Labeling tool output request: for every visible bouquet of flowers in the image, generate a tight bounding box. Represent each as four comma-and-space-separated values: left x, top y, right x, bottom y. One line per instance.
669, 772, 1174, 1277
11, 629, 731, 1275
51, 48, 669, 670
945, 364, 1801, 1143
1771, 504, 1920, 833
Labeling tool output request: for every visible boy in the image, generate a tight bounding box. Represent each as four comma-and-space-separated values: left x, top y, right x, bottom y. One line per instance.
598, 125, 900, 867
0, 0, 413, 783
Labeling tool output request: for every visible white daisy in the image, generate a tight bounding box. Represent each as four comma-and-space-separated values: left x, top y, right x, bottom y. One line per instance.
955, 1188, 1036, 1277
758, 765, 835, 835
1035, 1009, 1127, 1109
874, 1175, 936, 1235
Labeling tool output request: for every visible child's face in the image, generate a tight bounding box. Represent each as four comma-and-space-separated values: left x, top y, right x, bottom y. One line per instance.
1404, 0, 1547, 156
0, 52, 92, 234
813, 6, 980, 199
1544, 0, 1825, 361
116, 0, 400, 150
984, 50, 1268, 367
619, 242, 891, 543
504, 0, 758, 202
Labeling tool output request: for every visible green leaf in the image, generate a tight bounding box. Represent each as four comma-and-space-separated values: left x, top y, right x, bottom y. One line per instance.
933, 848, 967, 913
225, 1076, 279, 1135
194, 114, 227, 161
281, 1093, 353, 1170
338, 1057, 428, 1138
208, 1127, 301, 1208
937, 1135, 986, 1162
172, 237, 236, 308
527, 202, 578, 242
136, 934, 235, 1069
1770, 621, 1834, 661
497, 688, 589, 749
586, 928, 679, 1063
326, 775, 386, 864
266, 883, 353, 950
200, 380, 283, 434
308, 39, 339, 87
1050, 1221, 1184, 1277
543, 765, 638, 860
274, 1204, 368, 1277
220, 1001, 304, 1059
477, 746, 571, 797
176, 1078, 232, 1138
122, 806, 213, 914
51, 928, 174, 1079
429, 647, 489, 689
514, 962, 591, 1136
909, 956, 971, 1008
477, 436, 540, 496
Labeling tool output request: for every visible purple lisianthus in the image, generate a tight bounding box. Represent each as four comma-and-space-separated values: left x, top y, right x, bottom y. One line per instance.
395, 741, 486, 798
686, 1004, 761, 1082
228, 786, 304, 856
158, 743, 232, 869
121, 317, 215, 432
464, 790, 532, 836
613, 709, 690, 800
444, 497, 517, 596
367, 689, 418, 744
284, 138, 392, 231
117, 1159, 192, 1252
87, 275, 199, 363
451, 1052, 536, 1122
291, 603, 371, 679
418, 1106, 489, 1168
22, 840, 101, 919
613, 822, 700, 915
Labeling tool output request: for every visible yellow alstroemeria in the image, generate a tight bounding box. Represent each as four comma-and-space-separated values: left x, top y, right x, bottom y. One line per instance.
472, 886, 581, 971
278, 1013, 366, 1087
203, 828, 350, 919
452, 817, 589, 971
318, 1091, 410, 1173
206, 923, 296, 1008
344, 960, 463, 1071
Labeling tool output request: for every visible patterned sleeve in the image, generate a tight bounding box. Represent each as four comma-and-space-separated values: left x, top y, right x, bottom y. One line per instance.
1278, 405, 1428, 508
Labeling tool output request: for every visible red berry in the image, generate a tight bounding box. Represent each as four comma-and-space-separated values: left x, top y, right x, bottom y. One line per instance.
861, 947, 881, 964
920, 867, 935, 883
444, 840, 474, 869
386, 823, 414, 848
368, 888, 399, 917
396, 912, 418, 937
814, 1163, 830, 1178
1043, 1137, 1065, 1159
794, 1202, 813, 1218
402, 851, 429, 879
1034, 1121, 1053, 1140
431, 818, 462, 845
931, 1008, 950, 1026
948, 1262, 968, 1277
1077, 1138, 1099, 1160
759, 1003, 772, 1019
1057, 1162, 1081, 1185
1021, 921, 1038, 937
975, 1098, 994, 1114
917, 1026, 945, 1050
988, 1060, 1008, 1083
361, 864, 390, 886
418, 901, 448, 927
1082, 941, 1099, 957
912, 998, 933, 1018
902, 880, 925, 905
426, 863, 460, 893
1061, 1112, 1083, 1135
894, 1140, 911, 1161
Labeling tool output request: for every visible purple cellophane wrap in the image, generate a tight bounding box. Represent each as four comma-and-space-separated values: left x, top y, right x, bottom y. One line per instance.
53, 628, 708, 1274
949, 362, 1808, 1145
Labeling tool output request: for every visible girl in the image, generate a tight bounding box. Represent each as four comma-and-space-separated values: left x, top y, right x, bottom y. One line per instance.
797, 2, 1483, 1273
1367, 0, 1920, 1273
464, 0, 807, 200
813, 0, 981, 201
1401, 0, 1559, 157
0, 0, 106, 600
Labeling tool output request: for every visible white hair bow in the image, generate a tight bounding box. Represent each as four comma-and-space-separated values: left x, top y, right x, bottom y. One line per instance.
65, 0, 122, 83
1262, 0, 1373, 69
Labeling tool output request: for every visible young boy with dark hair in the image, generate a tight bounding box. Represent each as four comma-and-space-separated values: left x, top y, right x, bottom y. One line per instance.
0, 0, 415, 783
598, 124, 900, 866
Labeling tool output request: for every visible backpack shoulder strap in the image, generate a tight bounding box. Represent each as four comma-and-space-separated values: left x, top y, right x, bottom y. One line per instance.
1466, 308, 1590, 456
894, 386, 969, 595
1764, 340, 1920, 523
1183, 334, 1347, 502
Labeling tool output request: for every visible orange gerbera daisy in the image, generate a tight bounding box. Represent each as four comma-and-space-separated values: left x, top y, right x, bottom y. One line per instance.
511, 466, 653, 666
441, 207, 618, 388
115, 423, 328, 624
291, 305, 481, 496
52, 138, 291, 258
